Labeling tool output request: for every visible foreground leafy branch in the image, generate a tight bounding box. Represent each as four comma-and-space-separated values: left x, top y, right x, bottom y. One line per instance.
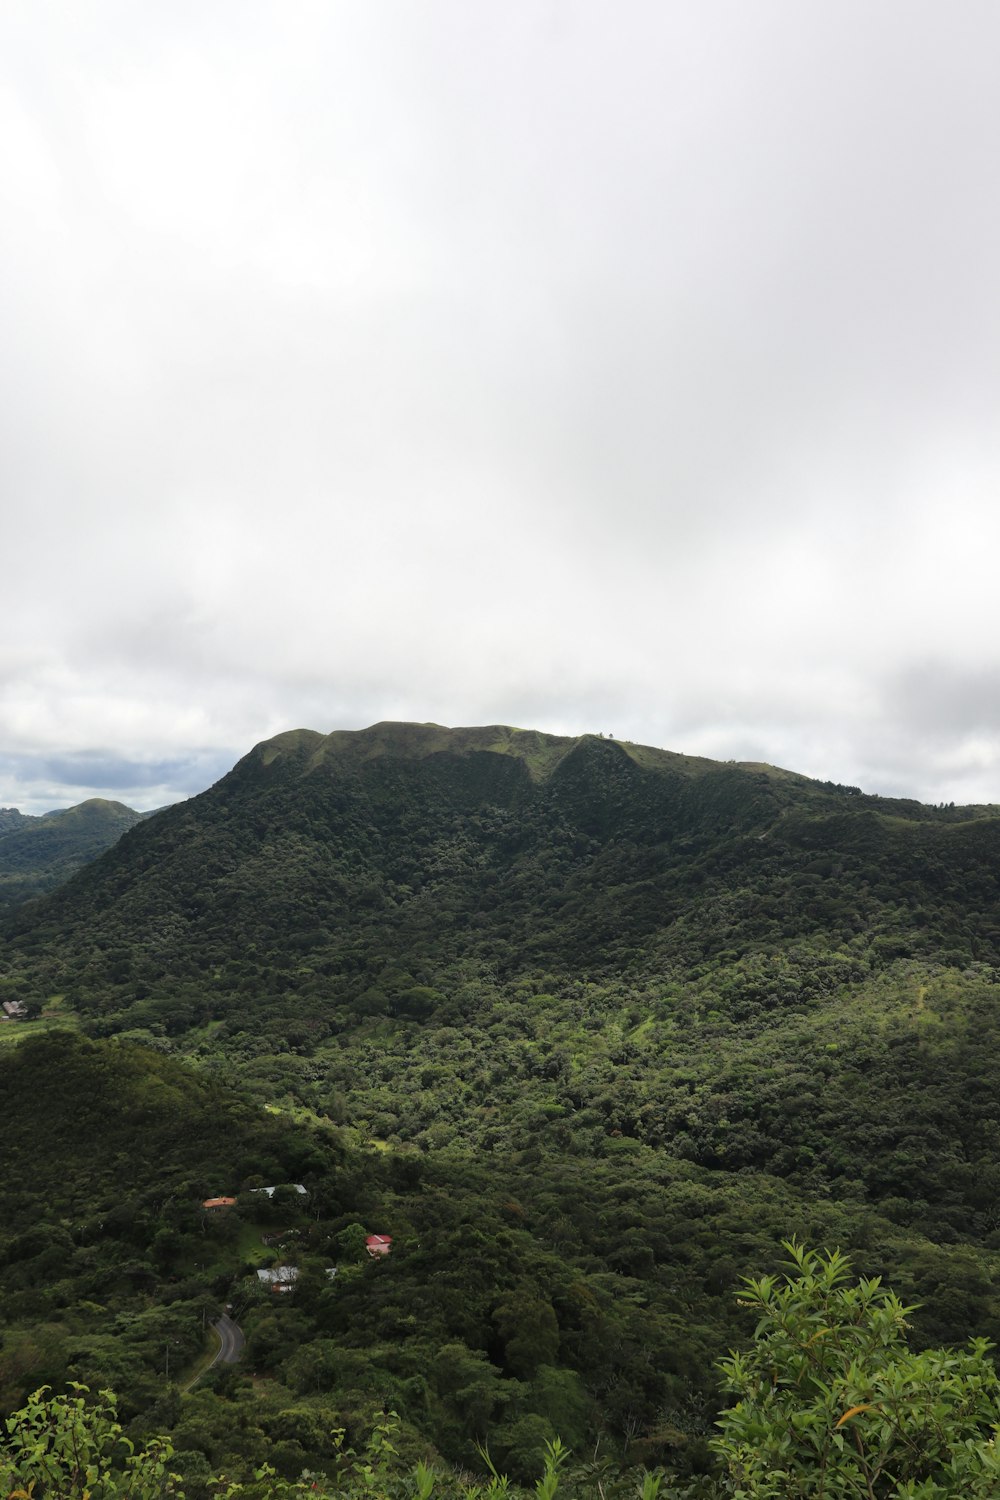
1, 1389, 604, 1500
712, 1239, 1000, 1498
0, 1383, 182, 1498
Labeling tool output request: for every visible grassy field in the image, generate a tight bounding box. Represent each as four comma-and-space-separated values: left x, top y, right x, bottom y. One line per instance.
0, 1013, 79, 1047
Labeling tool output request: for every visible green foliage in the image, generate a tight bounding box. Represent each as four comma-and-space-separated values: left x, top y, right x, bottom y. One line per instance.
0, 1033, 330, 1417
11, 1249, 1000, 1499
493, 1294, 559, 1379
5, 727, 1000, 1484
0, 1383, 182, 1497
713, 1241, 1000, 1498
0, 1389, 615, 1500
0, 799, 142, 913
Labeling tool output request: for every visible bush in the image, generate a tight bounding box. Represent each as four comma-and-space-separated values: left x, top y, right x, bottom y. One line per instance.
713, 1240, 1000, 1498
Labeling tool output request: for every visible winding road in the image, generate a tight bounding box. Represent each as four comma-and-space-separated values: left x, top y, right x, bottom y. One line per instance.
210, 1312, 245, 1367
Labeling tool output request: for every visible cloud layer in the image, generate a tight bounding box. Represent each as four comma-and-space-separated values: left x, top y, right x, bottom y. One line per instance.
3, 2, 1000, 813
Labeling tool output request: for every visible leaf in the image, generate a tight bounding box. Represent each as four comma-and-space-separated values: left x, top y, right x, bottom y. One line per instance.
806, 1328, 832, 1347
835, 1404, 874, 1428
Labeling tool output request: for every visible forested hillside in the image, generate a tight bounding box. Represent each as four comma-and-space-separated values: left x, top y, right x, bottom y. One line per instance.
3, 722, 1000, 1493
0, 797, 142, 912
0, 1033, 331, 1413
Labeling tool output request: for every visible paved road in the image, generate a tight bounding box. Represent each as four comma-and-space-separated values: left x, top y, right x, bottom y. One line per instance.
211, 1312, 245, 1367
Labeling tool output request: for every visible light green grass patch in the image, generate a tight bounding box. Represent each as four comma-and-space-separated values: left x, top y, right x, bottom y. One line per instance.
0, 1015, 79, 1047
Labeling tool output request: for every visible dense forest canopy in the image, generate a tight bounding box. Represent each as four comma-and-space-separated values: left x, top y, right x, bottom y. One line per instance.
2, 722, 1000, 1493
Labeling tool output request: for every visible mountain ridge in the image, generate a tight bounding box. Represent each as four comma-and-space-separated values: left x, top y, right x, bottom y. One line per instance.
238, 719, 1000, 815
247, 720, 731, 785
5, 720, 1000, 1002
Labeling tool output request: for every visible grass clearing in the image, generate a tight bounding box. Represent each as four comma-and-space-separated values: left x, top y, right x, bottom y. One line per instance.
0, 1014, 79, 1047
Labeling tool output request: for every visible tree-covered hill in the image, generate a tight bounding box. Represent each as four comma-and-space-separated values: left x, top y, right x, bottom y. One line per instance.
0, 797, 143, 912
4, 723, 1000, 1488
5, 721, 999, 1005
5, 723, 1000, 1249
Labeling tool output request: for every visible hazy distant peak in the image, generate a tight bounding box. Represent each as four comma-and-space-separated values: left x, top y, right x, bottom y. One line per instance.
40, 798, 141, 821
0, 798, 143, 914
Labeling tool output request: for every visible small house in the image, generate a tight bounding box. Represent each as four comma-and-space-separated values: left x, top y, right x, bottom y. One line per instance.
256, 1265, 300, 1293
366, 1234, 392, 1258
202, 1196, 238, 1211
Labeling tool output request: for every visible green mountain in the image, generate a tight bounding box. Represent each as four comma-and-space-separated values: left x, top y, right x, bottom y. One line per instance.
4, 723, 1000, 1487
6, 720, 1000, 1008
0, 797, 144, 912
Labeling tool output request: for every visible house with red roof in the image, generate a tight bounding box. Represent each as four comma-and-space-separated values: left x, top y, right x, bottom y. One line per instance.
365, 1233, 392, 1257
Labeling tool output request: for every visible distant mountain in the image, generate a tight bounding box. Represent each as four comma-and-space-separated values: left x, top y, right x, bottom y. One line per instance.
0, 796, 143, 911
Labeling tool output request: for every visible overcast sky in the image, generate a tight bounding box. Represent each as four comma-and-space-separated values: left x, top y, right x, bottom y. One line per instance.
3, 2, 1000, 815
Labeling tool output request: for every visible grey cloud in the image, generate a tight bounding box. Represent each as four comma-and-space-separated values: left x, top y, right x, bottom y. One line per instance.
34, 752, 236, 795
0, 750, 237, 815
878, 665, 1000, 746
3, 2, 1000, 811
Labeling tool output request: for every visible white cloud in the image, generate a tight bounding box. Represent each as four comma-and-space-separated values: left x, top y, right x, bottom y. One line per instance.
3, 1, 1000, 813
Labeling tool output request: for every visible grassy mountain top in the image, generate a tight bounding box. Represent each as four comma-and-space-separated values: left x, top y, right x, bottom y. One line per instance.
250, 718, 840, 786
251, 720, 717, 782
242, 719, 999, 821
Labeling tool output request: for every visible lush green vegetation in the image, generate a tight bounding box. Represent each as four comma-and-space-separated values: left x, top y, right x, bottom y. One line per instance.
2, 723, 1000, 1491
713, 1241, 1000, 1498
0, 1035, 332, 1418
7, 1246, 1000, 1497
0, 798, 142, 914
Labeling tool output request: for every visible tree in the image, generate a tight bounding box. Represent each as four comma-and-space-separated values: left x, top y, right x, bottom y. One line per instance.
335, 1222, 370, 1264
713, 1240, 1000, 1498
493, 1291, 560, 1378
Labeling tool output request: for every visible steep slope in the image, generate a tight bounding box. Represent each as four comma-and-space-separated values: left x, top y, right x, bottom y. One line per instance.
0, 797, 143, 911
4, 722, 999, 1008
